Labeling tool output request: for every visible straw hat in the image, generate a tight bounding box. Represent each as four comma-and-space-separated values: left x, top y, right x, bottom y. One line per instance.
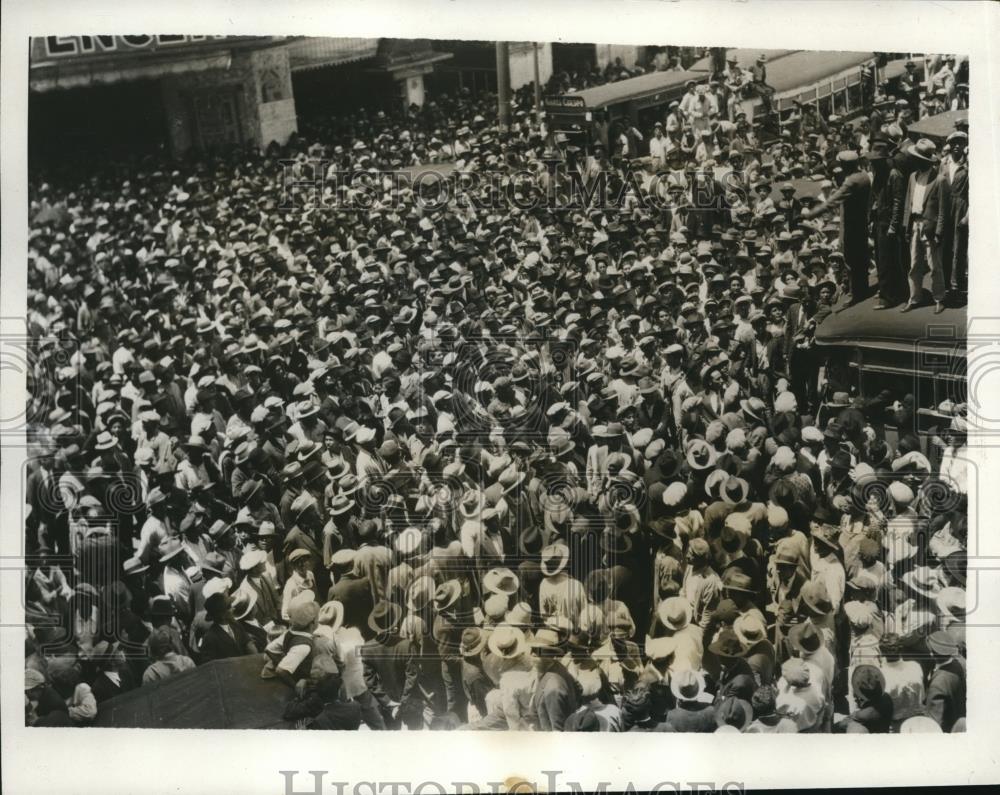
657, 596, 693, 632
540, 542, 570, 577
487, 625, 529, 659
317, 600, 345, 632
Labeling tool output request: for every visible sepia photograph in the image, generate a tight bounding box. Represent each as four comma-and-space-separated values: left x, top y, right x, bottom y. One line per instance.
21, 32, 971, 733
3, 1, 1000, 793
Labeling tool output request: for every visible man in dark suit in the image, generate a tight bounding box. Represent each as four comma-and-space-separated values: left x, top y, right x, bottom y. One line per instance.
802, 151, 872, 304
868, 138, 907, 308
458, 628, 495, 719
199, 591, 258, 662
664, 669, 718, 732
360, 601, 422, 729
708, 628, 758, 702
326, 549, 373, 632
25, 449, 68, 556
924, 630, 966, 732
284, 496, 329, 597
941, 131, 968, 296
530, 627, 580, 731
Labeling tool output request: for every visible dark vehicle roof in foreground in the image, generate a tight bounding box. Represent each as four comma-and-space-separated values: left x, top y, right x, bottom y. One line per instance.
907, 109, 968, 141
815, 295, 967, 355
93, 654, 292, 729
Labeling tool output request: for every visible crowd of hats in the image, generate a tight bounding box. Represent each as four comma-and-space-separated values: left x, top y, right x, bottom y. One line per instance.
22, 52, 967, 732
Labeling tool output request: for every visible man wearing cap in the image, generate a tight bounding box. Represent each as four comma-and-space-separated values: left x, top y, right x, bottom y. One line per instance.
263, 592, 319, 688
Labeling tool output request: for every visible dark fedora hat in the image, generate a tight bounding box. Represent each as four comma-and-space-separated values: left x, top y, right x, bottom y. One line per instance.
722, 569, 755, 595
600, 530, 633, 557
799, 580, 833, 616
708, 628, 745, 659
865, 137, 895, 160
788, 618, 823, 654
368, 600, 402, 634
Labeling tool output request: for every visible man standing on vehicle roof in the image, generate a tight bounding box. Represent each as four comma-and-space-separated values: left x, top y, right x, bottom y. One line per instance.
801, 150, 873, 305
679, 80, 699, 126
750, 53, 774, 117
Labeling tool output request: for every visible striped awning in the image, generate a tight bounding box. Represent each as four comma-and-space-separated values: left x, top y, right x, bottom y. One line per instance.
288, 37, 380, 72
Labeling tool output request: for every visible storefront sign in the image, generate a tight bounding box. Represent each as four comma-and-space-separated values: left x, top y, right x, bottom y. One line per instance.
32, 36, 267, 63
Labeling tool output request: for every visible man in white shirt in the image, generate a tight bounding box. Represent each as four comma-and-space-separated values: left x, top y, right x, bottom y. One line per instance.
776, 658, 827, 732
878, 633, 926, 729
537, 543, 587, 631
158, 540, 195, 625
678, 81, 699, 124
938, 417, 968, 495
648, 124, 671, 171
137, 488, 173, 565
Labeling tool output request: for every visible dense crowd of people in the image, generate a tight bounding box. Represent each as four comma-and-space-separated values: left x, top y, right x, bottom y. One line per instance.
24, 48, 968, 733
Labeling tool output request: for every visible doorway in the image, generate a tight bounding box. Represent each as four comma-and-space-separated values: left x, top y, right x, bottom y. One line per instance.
190, 87, 246, 150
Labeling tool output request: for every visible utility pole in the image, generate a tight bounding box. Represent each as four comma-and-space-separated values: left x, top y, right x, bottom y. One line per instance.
533, 42, 543, 126
495, 41, 511, 130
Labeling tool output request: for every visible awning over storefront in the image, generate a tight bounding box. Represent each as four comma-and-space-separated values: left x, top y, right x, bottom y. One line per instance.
288, 37, 381, 72
30, 52, 233, 91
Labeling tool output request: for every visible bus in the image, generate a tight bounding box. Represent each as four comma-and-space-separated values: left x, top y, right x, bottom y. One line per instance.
814, 297, 967, 456
732, 50, 879, 139
687, 48, 799, 73
543, 68, 703, 152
